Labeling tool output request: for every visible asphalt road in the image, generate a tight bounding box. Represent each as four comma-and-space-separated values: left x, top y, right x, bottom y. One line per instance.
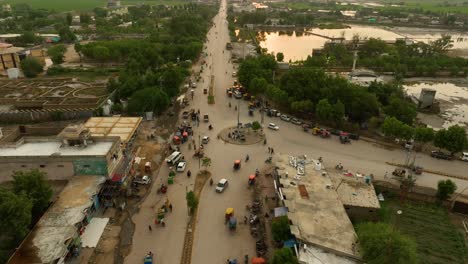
125, 1, 468, 263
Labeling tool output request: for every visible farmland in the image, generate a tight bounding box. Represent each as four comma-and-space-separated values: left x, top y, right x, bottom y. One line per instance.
381, 199, 467, 264
4, 0, 188, 12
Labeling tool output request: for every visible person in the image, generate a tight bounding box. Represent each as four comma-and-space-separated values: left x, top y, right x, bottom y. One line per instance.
148, 225, 152, 231
228, 102, 231, 108
255, 168, 259, 176
160, 218, 165, 227
210, 178, 213, 185
264, 138, 267, 145
209, 124, 213, 130
148, 251, 153, 257
169, 204, 173, 212
244, 216, 248, 224
235, 105, 237, 111
187, 170, 191, 178
318, 157, 323, 163
245, 154, 249, 162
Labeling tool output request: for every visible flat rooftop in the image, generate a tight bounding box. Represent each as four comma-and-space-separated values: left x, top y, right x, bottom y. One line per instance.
330, 173, 381, 209
0, 140, 114, 157
84, 117, 142, 144
276, 155, 358, 258
9, 175, 105, 264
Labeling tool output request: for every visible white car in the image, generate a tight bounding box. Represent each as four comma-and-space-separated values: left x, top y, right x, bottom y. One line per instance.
191, 82, 197, 88
280, 114, 291, 122
268, 123, 279, 130
176, 161, 187, 172
232, 71, 237, 77
202, 136, 210, 144
216, 178, 229, 193
291, 118, 302, 125
133, 175, 151, 185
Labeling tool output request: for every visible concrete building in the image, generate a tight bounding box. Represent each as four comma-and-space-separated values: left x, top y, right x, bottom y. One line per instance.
84, 117, 142, 150
8, 175, 106, 264
274, 155, 360, 263
0, 124, 122, 183
0, 46, 47, 75
418, 88, 436, 109
273, 155, 381, 263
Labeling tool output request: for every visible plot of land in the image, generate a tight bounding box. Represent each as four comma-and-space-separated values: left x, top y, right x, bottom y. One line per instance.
382, 200, 467, 264
5, 0, 187, 11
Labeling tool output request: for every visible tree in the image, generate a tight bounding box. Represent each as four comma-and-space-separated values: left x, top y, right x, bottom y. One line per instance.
58, 26, 76, 43
291, 100, 314, 113
66, 13, 72, 25
437, 180, 457, 201
201, 157, 211, 172
12, 170, 53, 217
315, 99, 333, 122
276, 52, 284, 62
271, 248, 298, 264
357, 222, 418, 264
20, 57, 43, 77
0, 188, 32, 241
381, 117, 403, 139
252, 121, 261, 132
128, 87, 170, 114
92, 45, 110, 61
331, 100, 345, 127
186, 191, 198, 214
434, 125, 467, 154
249, 77, 268, 95
271, 215, 291, 241
414, 127, 434, 147
47, 44, 67, 64
384, 96, 417, 125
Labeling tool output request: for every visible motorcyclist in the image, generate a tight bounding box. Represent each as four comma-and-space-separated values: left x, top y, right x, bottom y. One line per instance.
187, 170, 191, 178
318, 157, 323, 163
245, 154, 250, 162
210, 178, 213, 185
209, 124, 213, 130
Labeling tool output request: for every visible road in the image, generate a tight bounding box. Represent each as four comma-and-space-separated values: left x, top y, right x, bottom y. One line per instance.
125, 0, 468, 263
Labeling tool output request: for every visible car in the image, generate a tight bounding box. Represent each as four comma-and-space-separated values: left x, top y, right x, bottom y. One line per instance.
133, 175, 151, 185
176, 161, 187, 172
232, 71, 237, 77
461, 152, 468, 162
216, 178, 229, 193
291, 118, 302, 125
268, 123, 279, 130
202, 136, 210, 144
349, 133, 360, 140
191, 82, 197, 88
280, 114, 291, 122
234, 91, 243, 99
330, 129, 342, 136
431, 150, 453, 160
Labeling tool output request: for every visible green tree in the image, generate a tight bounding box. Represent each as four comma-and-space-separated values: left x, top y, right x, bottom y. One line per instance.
66, 13, 72, 25
271, 215, 291, 241
434, 125, 467, 154
12, 170, 53, 217
0, 188, 32, 241
47, 44, 67, 64
331, 100, 345, 127
58, 26, 76, 43
384, 96, 417, 125
357, 222, 418, 264
252, 121, 261, 132
128, 87, 170, 114
315, 99, 333, 122
92, 45, 110, 61
201, 156, 211, 172
186, 191, 198, 214
381, 117, 404, 138
249, 77, 268, 95
414, 126, 434, 147
271, 248, 299, 264
291, 100, 314, 113
437, 179, 457, 201
276, 52, 284, 62
20, 57, 43, 77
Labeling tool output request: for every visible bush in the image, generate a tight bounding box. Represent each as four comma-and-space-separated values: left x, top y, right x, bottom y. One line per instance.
20, 57, 43, 77
271, 215, 291, 242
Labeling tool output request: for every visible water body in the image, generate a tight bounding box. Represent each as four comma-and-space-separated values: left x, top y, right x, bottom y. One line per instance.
258, 25, 468, 61
404, 81, 468, 129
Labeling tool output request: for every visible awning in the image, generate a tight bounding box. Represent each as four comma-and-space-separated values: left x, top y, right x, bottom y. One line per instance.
81, 218, 109, 248
251, 257, 266, 264
111, 174, 122, 182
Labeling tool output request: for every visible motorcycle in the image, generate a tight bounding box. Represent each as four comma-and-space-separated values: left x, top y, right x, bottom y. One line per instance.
265, 157, 272, 163
208, 124, 213, 130
335, 163, 343, 170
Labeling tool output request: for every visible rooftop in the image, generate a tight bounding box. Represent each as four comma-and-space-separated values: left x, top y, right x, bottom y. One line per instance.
330, 173, 381, 209
0, 140, 114, 157
9, 176, 105, 264
0, 46, 24, 55
84, 117, 142, 144
276, 155, 358, 258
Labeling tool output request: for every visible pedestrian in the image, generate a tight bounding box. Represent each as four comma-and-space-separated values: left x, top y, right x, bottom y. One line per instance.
268, 147, 271, 153
384, 171, 388, 179
169, 204, 173, 212
148, 225, 152, 231
271, 148, 274, 154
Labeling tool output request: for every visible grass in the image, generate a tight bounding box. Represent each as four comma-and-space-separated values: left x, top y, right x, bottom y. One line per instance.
5, 0, 189, 12
380, 199, 467, 264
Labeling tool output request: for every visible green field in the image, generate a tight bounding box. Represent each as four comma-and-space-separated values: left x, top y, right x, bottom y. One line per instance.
4, 0, 189, 12
381, 200, 467, 264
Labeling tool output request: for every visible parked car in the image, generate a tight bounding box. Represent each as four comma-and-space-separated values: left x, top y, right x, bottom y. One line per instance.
232, 71, 237, 77
202, 136, 210, 144
234, 91, 243, 99
216, 178, 229, 193
268, 123, 279, 130
280, 114, 291, 122
133, 175, 151, 185
431, 150, 453, 160
191, 82, 197, 88
291, 118, 302, 125
349, 133, 360, 140
461, 152, 468, 162
176, 161, 187, 172
330, 129, 342, 136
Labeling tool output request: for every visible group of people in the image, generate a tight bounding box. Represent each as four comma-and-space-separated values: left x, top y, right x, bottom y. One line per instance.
267, 147, 275, 155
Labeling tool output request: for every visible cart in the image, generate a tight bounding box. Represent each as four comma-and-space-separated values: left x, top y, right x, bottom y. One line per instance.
233, 160, 241, 170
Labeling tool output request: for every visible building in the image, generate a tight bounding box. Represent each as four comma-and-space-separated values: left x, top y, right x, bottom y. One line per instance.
8, 175, 106, 264
418, 88, 436, 109
107, 0, 121, 9
84, 117, 142, 150
2, 4, 11, 12
0, 46, 47, 75
273, 155, 381, 263
0, 124, 122, 183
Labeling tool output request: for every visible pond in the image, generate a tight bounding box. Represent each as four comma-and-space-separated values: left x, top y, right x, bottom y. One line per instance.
258, 25, 468, 61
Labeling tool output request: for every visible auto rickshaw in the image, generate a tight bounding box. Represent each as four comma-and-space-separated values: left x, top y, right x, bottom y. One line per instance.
339, 132, 350, 144
248, 174, 256, 186
312, 127, 321, 135
412, 166, 423, 175
172, 136, 181, 145
228, 216, 237, 230
144, 253, 153, 264
225, 207, 234, 223
233, 160, 241, 170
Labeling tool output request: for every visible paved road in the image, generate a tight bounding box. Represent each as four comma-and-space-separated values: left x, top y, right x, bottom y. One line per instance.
125, 1, 468, 263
